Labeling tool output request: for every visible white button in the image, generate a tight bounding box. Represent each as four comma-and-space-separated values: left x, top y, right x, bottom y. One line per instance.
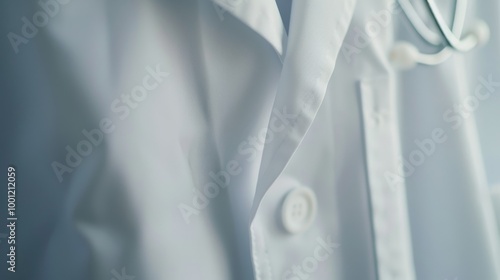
281, 187, 317, 233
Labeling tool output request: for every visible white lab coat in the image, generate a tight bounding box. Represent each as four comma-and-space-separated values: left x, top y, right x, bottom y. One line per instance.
1, 0, 500, 279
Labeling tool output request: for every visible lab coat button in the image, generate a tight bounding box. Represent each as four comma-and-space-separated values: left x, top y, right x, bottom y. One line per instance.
281, 187, 317, 233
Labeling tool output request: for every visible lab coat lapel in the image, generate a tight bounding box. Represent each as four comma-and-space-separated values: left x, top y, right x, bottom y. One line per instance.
211, 0, 287, 61
251, 0, 357, 219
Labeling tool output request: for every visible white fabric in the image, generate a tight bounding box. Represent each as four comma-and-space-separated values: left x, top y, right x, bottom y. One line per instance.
2, 0, 500, 279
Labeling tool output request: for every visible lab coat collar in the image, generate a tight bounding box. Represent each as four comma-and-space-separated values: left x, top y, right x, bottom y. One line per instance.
250, 0, 357, 220
211, 0, 288, 62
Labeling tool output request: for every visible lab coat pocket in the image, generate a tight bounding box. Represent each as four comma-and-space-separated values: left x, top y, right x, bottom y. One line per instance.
357, 76, 416, 280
